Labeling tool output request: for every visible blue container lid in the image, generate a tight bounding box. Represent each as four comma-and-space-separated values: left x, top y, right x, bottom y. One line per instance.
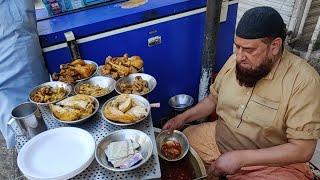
36, 0, 206, 47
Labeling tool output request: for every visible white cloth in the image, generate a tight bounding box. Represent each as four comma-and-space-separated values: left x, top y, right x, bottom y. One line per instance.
0, 0, 49, 148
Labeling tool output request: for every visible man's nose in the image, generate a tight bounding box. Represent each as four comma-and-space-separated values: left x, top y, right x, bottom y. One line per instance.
236, 49, 246, 61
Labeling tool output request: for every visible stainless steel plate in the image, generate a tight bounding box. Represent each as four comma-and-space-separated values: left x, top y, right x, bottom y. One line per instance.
101, 94, 150, 126
51, 95, 99, 124
95, 129, 153, 172
29, 81, 72, 105
74, 76, 116, 98
115, 73, 157, 96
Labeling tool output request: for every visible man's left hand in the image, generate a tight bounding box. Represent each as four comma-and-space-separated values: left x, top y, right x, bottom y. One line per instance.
208, 151, 244, 177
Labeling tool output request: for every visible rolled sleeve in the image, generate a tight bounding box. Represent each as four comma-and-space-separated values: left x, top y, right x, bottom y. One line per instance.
285, 71, 320, 140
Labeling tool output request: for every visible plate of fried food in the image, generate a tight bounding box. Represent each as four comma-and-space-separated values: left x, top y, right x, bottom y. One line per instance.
52, 59, 98, 84
29, 81, 72, 105
101, 94, 150, 126
115, 73, 157, 96
98, 54, 144, 80
74, 76, 116, 98
49, 94, 99, 124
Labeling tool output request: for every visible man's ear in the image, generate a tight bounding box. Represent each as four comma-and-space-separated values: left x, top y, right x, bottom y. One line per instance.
271, 37, 283, 55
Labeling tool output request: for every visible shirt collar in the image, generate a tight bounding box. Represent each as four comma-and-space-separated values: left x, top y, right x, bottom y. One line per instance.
263, 49, 287, 80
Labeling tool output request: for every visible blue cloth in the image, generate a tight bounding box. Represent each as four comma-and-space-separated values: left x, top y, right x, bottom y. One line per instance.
0, 0, 49, 148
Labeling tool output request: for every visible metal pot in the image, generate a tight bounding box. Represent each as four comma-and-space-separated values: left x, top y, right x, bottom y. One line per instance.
154, 128, 206, 179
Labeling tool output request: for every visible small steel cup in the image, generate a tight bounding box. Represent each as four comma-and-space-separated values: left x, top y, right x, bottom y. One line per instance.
8, 102, 47, 139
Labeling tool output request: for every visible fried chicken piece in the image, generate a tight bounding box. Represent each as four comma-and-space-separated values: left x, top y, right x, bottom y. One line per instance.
129, 56, 143, 69
111, 71, 119, 79
129, 66, 138, 73
126, 105, 148, 119
71, 59, 86, 66
109, 61, 130, 77
70, 64, 95, 78
103, 106, 136, 123
118, 97, 132, 113
101, 64, 112, 75
50, 104, 81, 121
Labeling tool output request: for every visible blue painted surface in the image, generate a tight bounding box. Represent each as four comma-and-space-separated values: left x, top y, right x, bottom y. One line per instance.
39, 2, 238, 126
37, 0, 206, 47
215, 3, 237, 71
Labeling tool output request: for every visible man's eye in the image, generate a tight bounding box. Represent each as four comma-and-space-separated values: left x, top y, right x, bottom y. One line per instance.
244, 48, 254, 53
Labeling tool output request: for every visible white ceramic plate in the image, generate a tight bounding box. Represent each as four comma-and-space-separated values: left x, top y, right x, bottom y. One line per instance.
17, 127, 95, 180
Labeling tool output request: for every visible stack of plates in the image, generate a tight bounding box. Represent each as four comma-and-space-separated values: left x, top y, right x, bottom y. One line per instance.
17, 127, 95, 180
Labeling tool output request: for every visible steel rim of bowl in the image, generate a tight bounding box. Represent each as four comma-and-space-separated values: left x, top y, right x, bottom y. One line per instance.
51, 96, 99, 124
101, 94, 150, 126
156, 130, 190, 162
168, 94, 194, 110
28, 81, 72, 105
74, 76, 116, 98
95, 129, 153, 172
115, 73, 157, 96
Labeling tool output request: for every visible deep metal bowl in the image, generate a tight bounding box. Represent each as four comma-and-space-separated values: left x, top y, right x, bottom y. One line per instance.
168, 94, 194, 111
51, 95, 99, 124
75, 60, 98, 82
101, 94, 150, 126
156, 130, 189, 161
29, 81, 72, 105
95, 129, 153, 172
115, 73, 157, 96
74, 76, 116, 98
154, 128, 206, 178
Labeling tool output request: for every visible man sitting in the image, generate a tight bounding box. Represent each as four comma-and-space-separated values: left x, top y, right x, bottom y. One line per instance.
164, 6, 320, 180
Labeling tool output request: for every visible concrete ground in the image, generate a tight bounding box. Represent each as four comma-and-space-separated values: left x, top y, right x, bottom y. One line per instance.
0, 134, 23, 180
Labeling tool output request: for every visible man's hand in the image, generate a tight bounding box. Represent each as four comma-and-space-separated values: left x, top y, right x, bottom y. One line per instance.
163, 94, 218, 132
208, 151, 243, 177
162, 115, 186, 132
208, 139, 317, 177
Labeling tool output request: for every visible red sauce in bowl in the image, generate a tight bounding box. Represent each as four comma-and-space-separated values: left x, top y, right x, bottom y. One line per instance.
160, 157, 195, 180
161, 140, 182, 160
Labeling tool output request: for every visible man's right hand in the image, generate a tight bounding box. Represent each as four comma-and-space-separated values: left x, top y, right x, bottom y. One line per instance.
162, 115, 186, 132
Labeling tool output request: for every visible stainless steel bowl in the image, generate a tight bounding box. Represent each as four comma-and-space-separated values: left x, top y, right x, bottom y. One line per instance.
95, 129, 153, 172
29, 81, 72, 105
101, 94, 150, 126
115, 73, 157, 96
74, 76, 116, 98
75, 60, 98, 82
156, 130, 189, 161
51, 95, 99, 124
154, 128, 206, 178
168, 94, 194, 111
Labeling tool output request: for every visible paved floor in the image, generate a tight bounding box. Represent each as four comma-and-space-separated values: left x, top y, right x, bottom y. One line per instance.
0, 134, 23, 180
